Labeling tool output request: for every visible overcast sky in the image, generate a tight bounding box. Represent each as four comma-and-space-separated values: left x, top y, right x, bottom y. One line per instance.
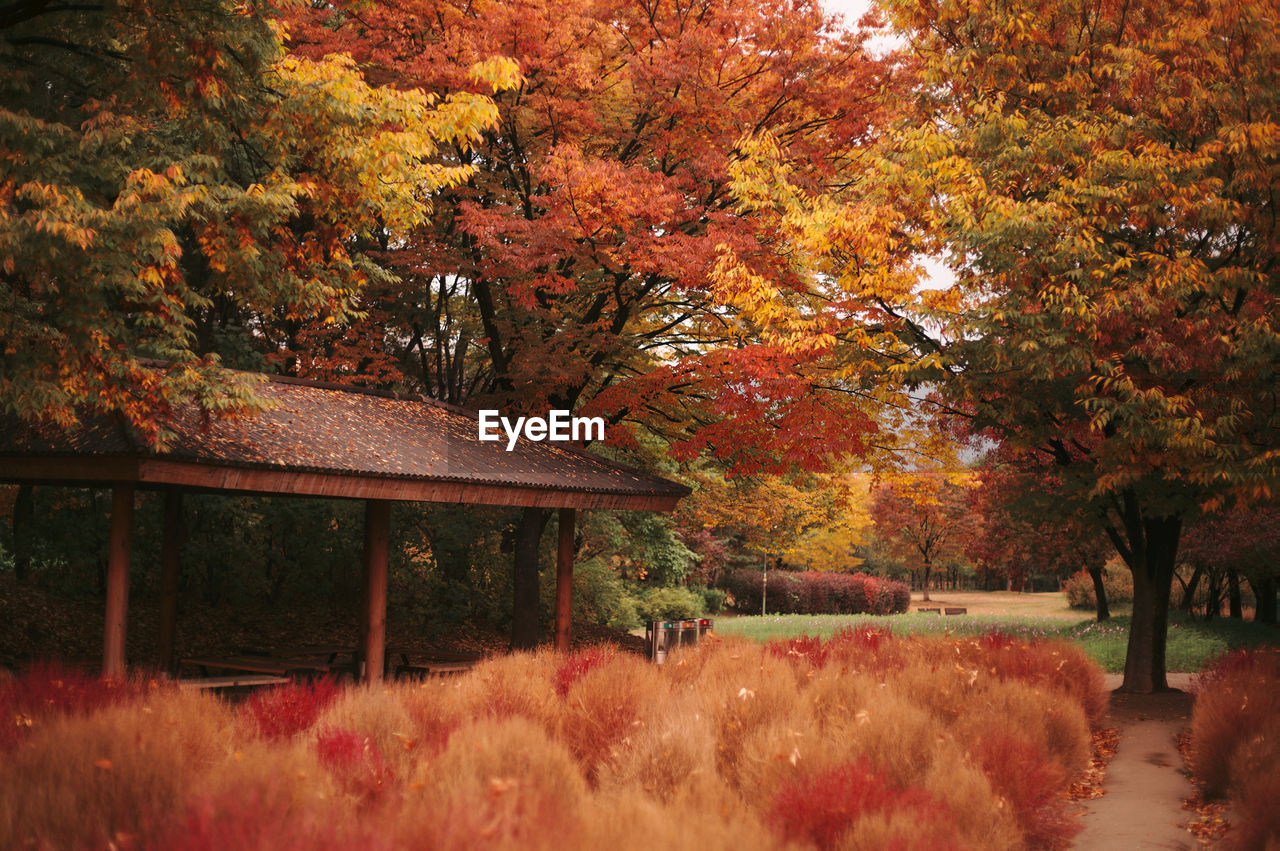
821, 0, 873, 28
817, 0, 955, 290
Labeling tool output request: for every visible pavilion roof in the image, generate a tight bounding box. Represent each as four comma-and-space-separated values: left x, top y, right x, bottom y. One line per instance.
0, 372, 689, 511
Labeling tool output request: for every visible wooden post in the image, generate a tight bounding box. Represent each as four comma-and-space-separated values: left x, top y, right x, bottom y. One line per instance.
103, 485, 135, 678
554, 507, 575, 652
156, 491, 184, 675
361, 499, 391, 683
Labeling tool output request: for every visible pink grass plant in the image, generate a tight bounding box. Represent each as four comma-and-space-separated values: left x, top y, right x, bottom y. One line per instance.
0, 633, 1104, 850
1190, 648, 1280, 849
0, 661, 165, 752
239, 676, 339, 740
771, 759, 956, 850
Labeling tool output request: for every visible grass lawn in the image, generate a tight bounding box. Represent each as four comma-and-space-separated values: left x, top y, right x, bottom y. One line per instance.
713, 591, 1279, 673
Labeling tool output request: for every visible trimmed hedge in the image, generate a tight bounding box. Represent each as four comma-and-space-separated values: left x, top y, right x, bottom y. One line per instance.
721, 570, 910, 616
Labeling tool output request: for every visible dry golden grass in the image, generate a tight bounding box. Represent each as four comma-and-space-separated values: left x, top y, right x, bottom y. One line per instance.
0, 632, 1105, 850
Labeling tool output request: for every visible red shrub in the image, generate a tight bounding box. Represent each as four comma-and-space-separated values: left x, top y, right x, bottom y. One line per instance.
831, 625, 893, 653
0, 661, 160, 752
316, 727, 394, 801
159, 791, 390, 851
980, 631, 1017, 652
971, 731, 1078, 849
554, 647, 615, 697
768, 635, 829, 668
1190, 648, 1280, 798
239, 678, 339, 741
771, 760, 952, 849
961, 638, 1108, 726
721, 570, 910, 615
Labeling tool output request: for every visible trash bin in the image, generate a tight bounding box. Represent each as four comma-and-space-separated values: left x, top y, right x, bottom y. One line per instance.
647, 618, 713, 663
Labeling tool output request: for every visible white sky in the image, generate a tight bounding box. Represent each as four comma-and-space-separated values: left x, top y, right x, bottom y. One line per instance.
820, 0, 956, 292
820, 0, 873, 28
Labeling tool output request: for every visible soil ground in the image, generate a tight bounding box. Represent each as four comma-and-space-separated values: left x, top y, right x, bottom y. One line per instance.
1075, 674, 1201, 850
911, 589, 1099, 620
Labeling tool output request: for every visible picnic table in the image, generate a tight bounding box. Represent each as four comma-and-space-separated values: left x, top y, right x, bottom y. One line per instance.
223, 645, 482, 679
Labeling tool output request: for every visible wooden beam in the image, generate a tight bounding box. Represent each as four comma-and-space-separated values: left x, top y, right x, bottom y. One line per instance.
361, 499, 391, 683
0, 456, 687, 512
156, 490, 184, 674
103, 485, 135, 678
554, 507, 575, 653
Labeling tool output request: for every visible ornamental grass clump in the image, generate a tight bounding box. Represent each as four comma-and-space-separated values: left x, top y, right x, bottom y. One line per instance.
239, 675, 339, 740
1189, 648, 1280, 849
0, 632, 1104, 850
0, 687, 232, 849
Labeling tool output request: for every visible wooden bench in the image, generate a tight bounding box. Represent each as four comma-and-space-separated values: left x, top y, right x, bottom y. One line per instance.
178, 674, 289, 690
944, 607, 968, 615
180, 655, 332, 678
917, 607, 941, 614
395, 661, 477, 679
385, 646, 481, 677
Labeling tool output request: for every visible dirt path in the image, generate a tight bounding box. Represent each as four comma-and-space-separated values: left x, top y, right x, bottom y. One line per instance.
1074, 673, 1199, 850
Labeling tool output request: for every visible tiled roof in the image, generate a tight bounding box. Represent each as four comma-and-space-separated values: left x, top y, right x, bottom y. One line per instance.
0, 372, 689, 510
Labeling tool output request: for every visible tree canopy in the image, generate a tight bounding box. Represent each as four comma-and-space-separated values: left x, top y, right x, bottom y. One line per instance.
720, 0, 1280, 690
0, 0, 509, 444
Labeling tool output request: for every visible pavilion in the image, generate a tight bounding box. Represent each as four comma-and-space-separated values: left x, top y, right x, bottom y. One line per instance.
0, 370, 689, 681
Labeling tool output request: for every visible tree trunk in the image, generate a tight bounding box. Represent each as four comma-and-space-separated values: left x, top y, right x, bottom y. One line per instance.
1109, 504, 1181, 694
1204, 569, 1221, 621
1246, 574, 1277, 625
510, 507, 548, 651
1180, 562, 1205, 612
11, 483, 33, 581
1227, 569, 1242, 619
1088, 563, 1110, 621
920, 560, 931, 602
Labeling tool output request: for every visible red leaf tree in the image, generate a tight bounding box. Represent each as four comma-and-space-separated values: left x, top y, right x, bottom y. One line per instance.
869, 472, 973, 602
281, 0, 895, 645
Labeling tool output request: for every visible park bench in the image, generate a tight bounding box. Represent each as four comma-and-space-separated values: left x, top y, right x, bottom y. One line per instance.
180, 654, 332, 678
395, 661, 476, 678
944, 607, 968, 615
178, 674, 288, 691
234, 645, 481, 678
917, 607, 941, 614
386, 647, 481, 678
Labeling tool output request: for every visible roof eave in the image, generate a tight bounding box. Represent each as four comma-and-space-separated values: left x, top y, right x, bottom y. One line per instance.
0, 455, 687, 512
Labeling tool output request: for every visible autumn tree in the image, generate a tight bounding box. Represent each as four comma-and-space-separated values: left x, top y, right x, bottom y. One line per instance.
0, 0, 507, 442
1179, 507, 1280, 625
722, 0, 1279, 692
677, 466, 870, 575
869, 471, 973, 601
967, 452, 1113, 618
282, 0, 897, 647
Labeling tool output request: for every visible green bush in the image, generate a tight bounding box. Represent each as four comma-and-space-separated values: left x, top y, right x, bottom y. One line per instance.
607, 597, 643, 631
700, 586, 727, 614
1064, 565, 1133, 609
571, 560, 628, 626
635, 586, 705, 622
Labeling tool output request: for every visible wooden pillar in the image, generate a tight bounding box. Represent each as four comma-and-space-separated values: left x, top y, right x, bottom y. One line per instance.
554, 507, 576, 652
156, 491, 184, 675
103, 485, 135, 678
361, 499, 391, 683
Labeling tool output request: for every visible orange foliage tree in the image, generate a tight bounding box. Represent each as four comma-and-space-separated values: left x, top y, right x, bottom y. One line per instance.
869, 471, 974, 601
281, 0, 898, 646
721, 0, 1280, 692
0, 0, 508, 445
